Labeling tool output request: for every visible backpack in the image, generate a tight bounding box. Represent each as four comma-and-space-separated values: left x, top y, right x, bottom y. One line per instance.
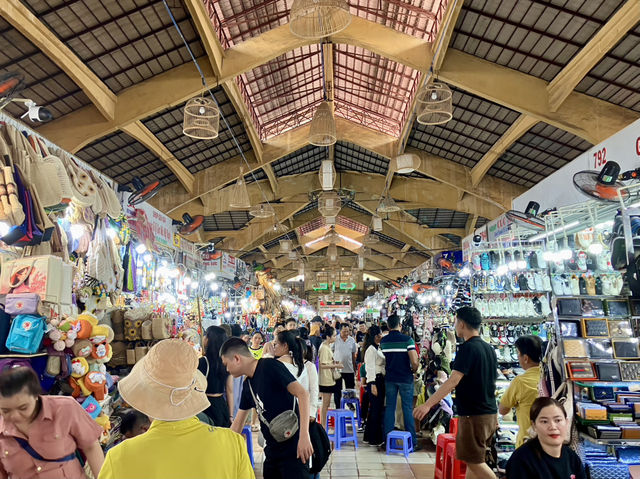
5, 314, 45, 354
308, 420, 331, 473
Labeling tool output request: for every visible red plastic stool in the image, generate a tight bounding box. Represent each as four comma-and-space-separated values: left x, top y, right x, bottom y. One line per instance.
445, 442, 467, 479
449, 417, 459, 435
434, 433, 455, 479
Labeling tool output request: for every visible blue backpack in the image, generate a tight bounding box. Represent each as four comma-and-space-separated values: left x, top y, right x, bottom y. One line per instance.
6, 314, 45, 354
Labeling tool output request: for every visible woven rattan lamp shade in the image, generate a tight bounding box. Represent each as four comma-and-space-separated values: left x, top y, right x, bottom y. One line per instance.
327, 243, 338, 263
229, 176, 251, 208
279, 239, 293, 253
324, 226, 340, 245
416, 82, 453, 126
289, 0, 351, 39
377, 195, 401, 214
393, 153, 421, 174
309, 102, 336, 146
183, 97, 220, 139
249, 204, 275, 218
318, 159, 336, 190
318, 191, 341, 217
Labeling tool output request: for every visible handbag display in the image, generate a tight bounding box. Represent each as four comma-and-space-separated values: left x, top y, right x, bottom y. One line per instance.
141, 320, 153, 340
0, 254, 68, 303
5, 314, 45, 354
5, 293, 40, 316
247, 380, 299, 443
595, 362, 621, 381
151, 312, 170, 340
134, 342, 148, 363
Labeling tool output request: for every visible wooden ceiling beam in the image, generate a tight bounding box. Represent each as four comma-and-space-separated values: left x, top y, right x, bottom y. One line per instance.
120, 121, 195, 193
469, 114, 539, 187
438, 50, 638, 144
547, 0, 640, 112
0, 0, 117, 121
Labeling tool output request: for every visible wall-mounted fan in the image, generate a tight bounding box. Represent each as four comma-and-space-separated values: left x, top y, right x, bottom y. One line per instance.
573, 161, 630, 202
505, 201, 546, 230
126, 177, 162, 206
175, 213, 204, 236
0, 72, 25, 110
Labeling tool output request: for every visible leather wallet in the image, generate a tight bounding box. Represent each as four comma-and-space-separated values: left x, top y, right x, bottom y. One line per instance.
619, 361, 640, 381
588, 339, 613, 359
606, 299, 630, 317
563, 339, 588, 358
567, 361, 597, 380
608, 320, 634, 338
595, 361, 621, 381
582, 318, 610, 338
613, 339, 640, 359
558, 298, 582, 316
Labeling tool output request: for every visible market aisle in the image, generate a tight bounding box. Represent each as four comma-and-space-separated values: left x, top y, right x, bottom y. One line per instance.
251, 432, 436, 479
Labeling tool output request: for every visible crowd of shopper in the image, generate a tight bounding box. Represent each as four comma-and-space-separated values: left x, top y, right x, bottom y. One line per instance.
0, 307, 586, 479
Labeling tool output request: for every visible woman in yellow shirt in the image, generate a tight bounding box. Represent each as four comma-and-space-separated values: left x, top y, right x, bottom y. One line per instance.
499, 335, 543, 447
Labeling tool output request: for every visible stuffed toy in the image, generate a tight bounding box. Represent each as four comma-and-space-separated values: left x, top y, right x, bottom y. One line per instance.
84, 370, 107, 400
64, 317, 93, 340
69, 357, 91, 397
95, 413, 111, 445
48, 317, 77, 351
89, 324, 114, 364
72, 339, 93, 358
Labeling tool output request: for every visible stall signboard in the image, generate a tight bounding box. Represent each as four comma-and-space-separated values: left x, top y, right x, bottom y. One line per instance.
487, 214, 513, 242
514, 118, 640, 211
219, 253, 236, 279
312, 281, 357, 292
181, 238, 199, 269
126, 200, 174, 250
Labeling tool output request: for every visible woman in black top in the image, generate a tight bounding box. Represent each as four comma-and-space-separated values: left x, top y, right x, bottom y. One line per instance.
506, 397, 585, 479
198, 326, 234, 426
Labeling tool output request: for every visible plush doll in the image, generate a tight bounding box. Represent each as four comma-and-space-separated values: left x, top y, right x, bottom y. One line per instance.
48, 317, 78, 351
72, 339, 93, 358
84, 370, 107, 401
64, 317, 93, 340
95, 413, 111, 445
69, 357, 91, 397
89, 325, 114, 364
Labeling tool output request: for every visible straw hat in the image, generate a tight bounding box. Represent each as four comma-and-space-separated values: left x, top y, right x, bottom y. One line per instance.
118, 339, 208, 421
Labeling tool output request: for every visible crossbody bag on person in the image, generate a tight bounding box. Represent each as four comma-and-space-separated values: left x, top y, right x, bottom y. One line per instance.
13, 436, 77, 462
247, 380, 299, 442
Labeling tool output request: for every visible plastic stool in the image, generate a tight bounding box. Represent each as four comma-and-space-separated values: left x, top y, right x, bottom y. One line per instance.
449, 417, 459, 435
340, 397, 362, 428
445, 441, 467, 479
434, 433, 456, 479
241, 425, 254, 467
326, 409, 358, 450
385, 431, 413, 458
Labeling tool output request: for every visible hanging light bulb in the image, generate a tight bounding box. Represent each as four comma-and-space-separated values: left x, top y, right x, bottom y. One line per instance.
417, 82, 453, 126
309, 102, 336, 146
183, 97, 220, 139
327, 243, 338, 263
289, 0, 351, 39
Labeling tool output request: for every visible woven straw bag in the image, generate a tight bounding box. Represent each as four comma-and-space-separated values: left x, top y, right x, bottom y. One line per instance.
27, 137, 71, 208
62, 153, 99, 207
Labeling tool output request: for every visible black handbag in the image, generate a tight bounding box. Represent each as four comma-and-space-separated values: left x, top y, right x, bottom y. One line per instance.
308, 420, 331, 473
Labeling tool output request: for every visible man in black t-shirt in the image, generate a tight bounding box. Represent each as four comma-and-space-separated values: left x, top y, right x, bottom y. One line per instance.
222, 338, 313, 479
414, 307, 497, 479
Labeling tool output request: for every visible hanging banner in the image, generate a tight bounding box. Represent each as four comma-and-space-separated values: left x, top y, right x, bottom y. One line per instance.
514, 118, 640, 211
219, 253, 236, 279
236, 258, 250, 281
126, 200, 174, 251
486, 214, 512, 242
181, 238, 199, 269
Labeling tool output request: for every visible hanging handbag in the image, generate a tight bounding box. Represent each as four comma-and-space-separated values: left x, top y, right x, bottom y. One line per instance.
134, 341, 148, 363
126, 343, 136, 365
141, 320, 153, 340
151, 312, 170, 339
0, 254, 65, 303
5, 293, 40, 316
5, 314, 45, 354
247, 380, 299, 443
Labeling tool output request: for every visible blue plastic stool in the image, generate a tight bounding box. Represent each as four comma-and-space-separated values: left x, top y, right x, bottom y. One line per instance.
326, 409, 358, 450
386, 431, 413, 458
241, 425, 255, 467
340, 397, 362, 428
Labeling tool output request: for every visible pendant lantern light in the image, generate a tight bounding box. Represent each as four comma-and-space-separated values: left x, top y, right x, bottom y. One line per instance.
273, 221, 289, 233
229, 174, 251, 208
416, 82, 453, 126
249, 203, 275, 218
289, 0, 352, 39
357, 255, 365, 269
324, 226, 340, 245
288, 250, 298, 260
318, 191, 341, 217
363, 233, 379, 245
183, 97, 220, 139
279, 239, 293, 253
326, 215, 336, 226
372, 215, 383, 232
393, 153, 421, 174
309, 102, 336, 146
318, 159, 337, 190
377, 195, 401, 214
327, 243, 338, 263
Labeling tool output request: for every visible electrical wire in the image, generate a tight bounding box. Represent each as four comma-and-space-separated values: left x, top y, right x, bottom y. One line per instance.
162, 0, 279, 223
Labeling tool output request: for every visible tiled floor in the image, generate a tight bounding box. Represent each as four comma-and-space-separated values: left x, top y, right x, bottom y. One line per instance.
252, 431, 436, 479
